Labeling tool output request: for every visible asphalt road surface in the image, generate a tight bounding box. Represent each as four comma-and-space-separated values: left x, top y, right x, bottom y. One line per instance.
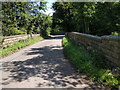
0, 35, 107, 89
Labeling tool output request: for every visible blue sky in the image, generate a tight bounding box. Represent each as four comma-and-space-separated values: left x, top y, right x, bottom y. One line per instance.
44, 0, 56, 16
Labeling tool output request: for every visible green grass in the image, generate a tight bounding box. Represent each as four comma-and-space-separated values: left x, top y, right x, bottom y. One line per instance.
1, 37, 43, 58
62, 37, 120, 88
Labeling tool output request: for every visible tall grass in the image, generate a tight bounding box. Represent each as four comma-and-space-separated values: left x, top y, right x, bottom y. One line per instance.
1, 37, 43, 58
62, 37, 120, 88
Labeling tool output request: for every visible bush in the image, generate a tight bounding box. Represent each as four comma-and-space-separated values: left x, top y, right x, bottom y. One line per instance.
62, 37, 120, 88
8, 27, 25, 35
111, 32, 120, 36
46, 27, 51, 36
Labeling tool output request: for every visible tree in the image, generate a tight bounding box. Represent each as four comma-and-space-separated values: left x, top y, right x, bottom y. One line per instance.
40, 15, 52, 36
52, 2, 74, 32
1, 2, 48, 36
52, 2, 120, 36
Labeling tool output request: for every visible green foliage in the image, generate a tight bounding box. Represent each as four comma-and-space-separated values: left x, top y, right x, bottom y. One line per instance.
1, 37, 43, 58
52, 2, 120, 35
111, 32, 120, 36
46, 27, 51, 36
1, 2, 49, 36
62, 37, 120, 88
51, 29, 64, 35
52, 2, 74, 32
40, 15, 52, 36
9, 27, 25, 35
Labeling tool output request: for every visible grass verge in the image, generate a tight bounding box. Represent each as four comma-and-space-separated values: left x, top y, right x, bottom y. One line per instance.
1, 37, 43, 58
62, 37, 120, 88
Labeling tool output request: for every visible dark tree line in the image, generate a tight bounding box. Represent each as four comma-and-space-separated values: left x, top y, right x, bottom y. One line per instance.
52, 2, 120, 36
1, 2, 52, 36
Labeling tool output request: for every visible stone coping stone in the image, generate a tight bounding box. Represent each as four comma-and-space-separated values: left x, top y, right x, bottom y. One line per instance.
71, 32, 101, 41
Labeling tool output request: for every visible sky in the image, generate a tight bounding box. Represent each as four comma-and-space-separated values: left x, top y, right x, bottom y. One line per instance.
44, 0, 56, 16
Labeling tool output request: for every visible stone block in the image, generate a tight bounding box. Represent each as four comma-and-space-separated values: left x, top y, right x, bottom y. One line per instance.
67, 32, 120, 67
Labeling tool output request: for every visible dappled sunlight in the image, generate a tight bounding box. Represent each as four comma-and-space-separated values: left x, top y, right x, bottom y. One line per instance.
2, 46, 82, 88
1, 35, 106, 89
1, 1, 119, 89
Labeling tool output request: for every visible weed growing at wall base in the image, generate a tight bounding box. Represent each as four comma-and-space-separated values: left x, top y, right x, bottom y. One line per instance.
1, 37, 43, 58
62, 37, 120, 88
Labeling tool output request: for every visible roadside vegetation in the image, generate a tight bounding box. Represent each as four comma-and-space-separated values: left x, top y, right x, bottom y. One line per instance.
2, 2, 52, 37
50, 29, 64, 35
1, 2, 52, 58
1, 37, 43, 58
62, 37, 120, 88
1, 1, 120, 88
52, 2, 120, 36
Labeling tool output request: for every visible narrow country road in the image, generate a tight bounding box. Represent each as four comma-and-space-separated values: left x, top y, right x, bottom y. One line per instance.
0, 35, 105, 89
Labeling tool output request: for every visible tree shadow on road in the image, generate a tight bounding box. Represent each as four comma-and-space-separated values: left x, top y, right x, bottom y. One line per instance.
2, 45, 80, 87
2, 35, 106, 89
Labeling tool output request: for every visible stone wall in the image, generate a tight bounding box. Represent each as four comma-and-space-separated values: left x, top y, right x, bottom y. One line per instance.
66, 32, 120, 67
1, 34, 40, 48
